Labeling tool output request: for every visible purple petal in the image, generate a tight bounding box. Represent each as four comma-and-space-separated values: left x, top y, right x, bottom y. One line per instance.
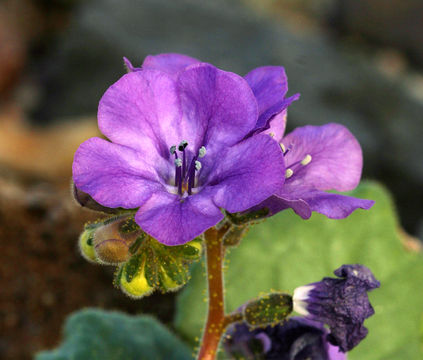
261, 109, 287, 142
334, 264, 380, 291
245, 66, 299, 134
98, 69, 183, 162
250, 185, 373, 220
135, 189, 223, 246
205, 134, 285, 213
253, 193, 312, 219
142, 53, 200, 77
123, 57, 141, 72
327, 344, 347, 360
72, 137, 164, 209
282, 123, 363, 192
245, 66, 288, 121
300, 190, 375, 219
177, 63, 259, 152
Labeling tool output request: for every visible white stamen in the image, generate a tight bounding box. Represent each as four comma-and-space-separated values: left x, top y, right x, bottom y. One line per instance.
174, 158, 182, 167
170, 145, 176, 154
280, 143, 286, 153
198, 146, 206, 158
285, 168, 293, 178
195, 160, 202, 171
301, 154, 312, 166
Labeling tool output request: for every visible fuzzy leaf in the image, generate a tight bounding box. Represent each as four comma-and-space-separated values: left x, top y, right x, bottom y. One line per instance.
36, 309, 192, 360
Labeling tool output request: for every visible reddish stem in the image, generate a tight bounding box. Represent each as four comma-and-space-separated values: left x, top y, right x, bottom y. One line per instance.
196, 228, 225, 360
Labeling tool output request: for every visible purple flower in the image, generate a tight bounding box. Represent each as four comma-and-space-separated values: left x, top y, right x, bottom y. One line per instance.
251, 123, 375, 219
72, 56, 286, 246
129, 53, 373, 220
223, 317, 346, 360
293, 264, 380, 352
244, 64, 373, 219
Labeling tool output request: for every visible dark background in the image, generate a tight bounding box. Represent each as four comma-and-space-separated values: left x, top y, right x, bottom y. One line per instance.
0, 0, 422, 358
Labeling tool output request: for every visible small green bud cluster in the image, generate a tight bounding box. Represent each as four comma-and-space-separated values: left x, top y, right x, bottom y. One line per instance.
78, 215, 203, 299
243, 292, 293, 327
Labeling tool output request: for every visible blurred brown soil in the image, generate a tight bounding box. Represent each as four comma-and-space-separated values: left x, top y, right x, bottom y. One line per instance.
0, 110, 176, 359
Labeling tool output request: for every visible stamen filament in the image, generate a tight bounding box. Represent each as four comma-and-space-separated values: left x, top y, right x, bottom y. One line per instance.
174, 158, 183, 195
187, 157, 197, 195
177, 166, 182, 195
182, 150, 187, 178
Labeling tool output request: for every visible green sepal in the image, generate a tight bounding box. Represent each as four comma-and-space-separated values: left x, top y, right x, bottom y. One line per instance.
119, 216, 140, 234
169, 237, 203, 261
124, 253, 144, 283
225, 208, 269, 225
223, 224, 249, 247
144, 247, 160, 288
243, 293, 293, 327
157, 252, 187, 286
129, 236, 144, 255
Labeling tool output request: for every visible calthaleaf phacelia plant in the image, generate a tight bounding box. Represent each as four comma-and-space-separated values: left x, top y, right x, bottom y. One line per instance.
72, 53, 378, 359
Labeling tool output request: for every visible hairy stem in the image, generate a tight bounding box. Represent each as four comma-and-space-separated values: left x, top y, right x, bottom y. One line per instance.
197, 228, 226, 360
197, 225, 245, 359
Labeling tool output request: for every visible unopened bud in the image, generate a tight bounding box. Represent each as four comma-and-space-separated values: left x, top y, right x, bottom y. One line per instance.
243, 293, 293, 327
114, 234, 202, 299
118, 254, 154, 299
157, 252, 189, 292
93, 216, 143, 265
78, 225, 98, 263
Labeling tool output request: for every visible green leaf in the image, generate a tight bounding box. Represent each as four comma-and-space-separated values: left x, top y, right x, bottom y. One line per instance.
174, 181, 423, 359
36, 309, 193, 360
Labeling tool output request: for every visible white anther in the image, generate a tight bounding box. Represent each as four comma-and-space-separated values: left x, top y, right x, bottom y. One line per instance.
285, 168, 293, 178
195, 160, 202, 171
301, 154, 312, 166
170, 145, 177, 154
280, 143, 286, 153
174, 158, 182, 167
198, 146, 206, 158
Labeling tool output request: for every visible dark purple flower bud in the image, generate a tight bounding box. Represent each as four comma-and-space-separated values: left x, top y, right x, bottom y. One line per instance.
223, 317, 346, 360
293, 264, 380, 352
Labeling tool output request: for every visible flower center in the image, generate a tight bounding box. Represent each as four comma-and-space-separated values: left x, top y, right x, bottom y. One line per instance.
170, 141, 206, 196
280, 142, 312, 179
